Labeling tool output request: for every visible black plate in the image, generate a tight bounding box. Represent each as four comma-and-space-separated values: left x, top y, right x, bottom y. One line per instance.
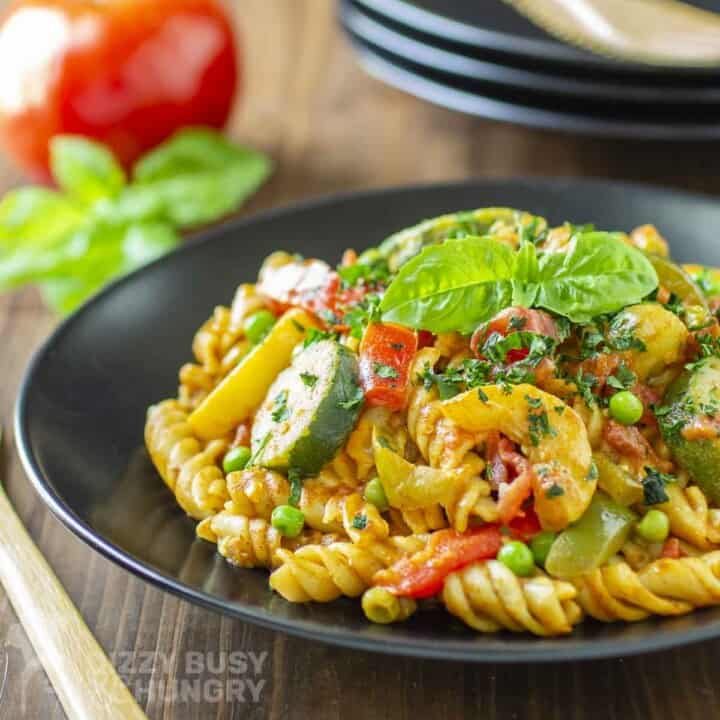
344, 27, 720, 141
353, 0, 720, 75
343, 0, 720, 105
15, 178, 720, 662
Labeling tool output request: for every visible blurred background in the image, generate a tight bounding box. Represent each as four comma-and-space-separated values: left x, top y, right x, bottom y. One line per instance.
2, 0, 719, 212
2, 2, 720, 718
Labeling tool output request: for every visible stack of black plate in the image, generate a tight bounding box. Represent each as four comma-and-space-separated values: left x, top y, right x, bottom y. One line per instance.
340, 0, 720, 139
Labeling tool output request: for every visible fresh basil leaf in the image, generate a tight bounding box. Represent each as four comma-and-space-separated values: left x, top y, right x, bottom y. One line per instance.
121, 222, 179, 270
0, 188, 83, 250
380, 236, 515, 334
50, 136, 126, 203
512, 241, 539, 307
534, 232, 658, 322
131, 128, 272, 228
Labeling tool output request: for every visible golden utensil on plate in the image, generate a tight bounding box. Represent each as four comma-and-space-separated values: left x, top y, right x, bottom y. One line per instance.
503, 0, 720, 67
0, 426, 147, 720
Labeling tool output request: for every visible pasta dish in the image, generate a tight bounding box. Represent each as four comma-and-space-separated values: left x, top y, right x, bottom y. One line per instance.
145, 207, 720, 635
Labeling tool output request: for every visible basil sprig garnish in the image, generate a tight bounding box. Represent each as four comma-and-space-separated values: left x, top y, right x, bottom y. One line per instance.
380, 233, 657, 332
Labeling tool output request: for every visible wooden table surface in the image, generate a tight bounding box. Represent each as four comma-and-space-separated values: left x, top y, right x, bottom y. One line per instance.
3, 1, 720, 718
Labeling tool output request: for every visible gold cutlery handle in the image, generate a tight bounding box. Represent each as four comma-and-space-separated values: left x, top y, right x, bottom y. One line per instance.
0, 486, 147, 720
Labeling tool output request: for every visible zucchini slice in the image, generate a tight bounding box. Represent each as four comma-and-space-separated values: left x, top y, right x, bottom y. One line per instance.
251, 339, 363, 475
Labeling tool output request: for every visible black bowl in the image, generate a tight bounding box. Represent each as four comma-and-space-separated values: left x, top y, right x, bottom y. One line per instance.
15, 178, 720, 662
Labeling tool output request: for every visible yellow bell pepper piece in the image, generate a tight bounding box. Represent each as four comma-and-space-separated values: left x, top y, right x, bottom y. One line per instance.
188, 308, 319, 439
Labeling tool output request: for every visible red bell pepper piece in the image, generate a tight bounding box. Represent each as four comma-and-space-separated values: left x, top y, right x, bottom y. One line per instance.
359, 322, 418, 411
375, 526, 502, 599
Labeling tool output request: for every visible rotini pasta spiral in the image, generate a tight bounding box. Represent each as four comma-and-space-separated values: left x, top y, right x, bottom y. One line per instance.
269, 535, 427, 602
178, 285, 263, 407
574, 552, 720, 622
657, 484, 720, 551
145, 400, 229, 519
443, 561, 583, 636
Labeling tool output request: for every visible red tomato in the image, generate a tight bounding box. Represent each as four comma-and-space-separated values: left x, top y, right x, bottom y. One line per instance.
661, 538, 684, 559
507, 506, 541, 541
470, 307, 560, 358
359, 322, 418, 411
375, 526, 502, 599
0, 0, 238, 180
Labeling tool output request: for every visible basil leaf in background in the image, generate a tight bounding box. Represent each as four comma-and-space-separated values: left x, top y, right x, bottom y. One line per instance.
130, 128, 272, 227
534, 232, 658, 322
0, 188, 83, 250
36, 222, 179, 314
0, 127, 271, 315
50, 136, 126, 204
512, 241, 539, 307
380, 236, 515, 334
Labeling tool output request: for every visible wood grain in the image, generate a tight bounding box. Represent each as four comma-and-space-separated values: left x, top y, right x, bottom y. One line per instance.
3, 1, 720, 719
0, 471, 147, 720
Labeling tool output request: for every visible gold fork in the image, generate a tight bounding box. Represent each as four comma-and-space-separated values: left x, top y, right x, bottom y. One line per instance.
503, 0, 720, 67
0, 426, 147, 720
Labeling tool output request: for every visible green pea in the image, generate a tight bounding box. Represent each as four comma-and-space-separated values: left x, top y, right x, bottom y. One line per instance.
609, 390, 644, 425
271, 505, 305, 538
244, 310, 276, 344
364, 477, 389, 511
636, 509, 670, 543
530, 531, 557, 567
497, 540, 535, 577
223, 446, 251, 474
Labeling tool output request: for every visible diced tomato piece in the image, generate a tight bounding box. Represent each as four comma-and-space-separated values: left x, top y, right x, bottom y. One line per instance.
258, 256, 371, 329
359, 323, 418, 411
232, 422, 251, 448
257, 258, 335, 315
486, 432, 534, 524
375, 526, 502, 599
507, 506, 541, 541
471, 307, 560, 357
505, 348, 530, 364
661, 537, 684, 559
417, 330, 435, 349
497, 470, 533, 525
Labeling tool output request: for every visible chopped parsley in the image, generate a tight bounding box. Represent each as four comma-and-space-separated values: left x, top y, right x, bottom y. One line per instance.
271, 390, 290, 422
351, 513, 368, 530
288, 468, 303, 507
517, 216, 548, 246
337, 257, 390, 289
587, 461, 598, 481
303, 327, 339, 348
641, 466, 674, 505
574, 370, 598, 407
525, 394, 542, 409
419, 365, 463, 399
373, 362, 399, 379
528, 409, 556, 447
607, 317, 647, 352
606, 363, 636, 392
300, 372, 318, 388
344, 294, 381, 339
478, 388, 489, 403
545, 483, 565, 499
338, 384, 364, 410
